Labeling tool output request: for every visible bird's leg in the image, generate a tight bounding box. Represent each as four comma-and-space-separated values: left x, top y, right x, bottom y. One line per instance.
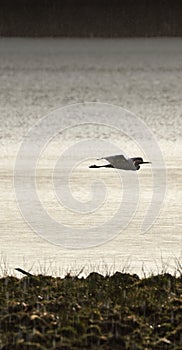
89, 164, 114, 168
104, 164, 114, 168
89, 164, 99, 168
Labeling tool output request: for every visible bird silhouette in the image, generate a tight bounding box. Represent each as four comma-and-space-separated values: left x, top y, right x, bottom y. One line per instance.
89, 154, 151, 171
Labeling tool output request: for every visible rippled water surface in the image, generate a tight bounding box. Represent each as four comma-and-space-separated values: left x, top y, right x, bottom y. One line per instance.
0, 38, 181, 276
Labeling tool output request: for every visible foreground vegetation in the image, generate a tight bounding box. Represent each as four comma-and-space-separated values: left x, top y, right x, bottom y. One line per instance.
0, 271, 181, 349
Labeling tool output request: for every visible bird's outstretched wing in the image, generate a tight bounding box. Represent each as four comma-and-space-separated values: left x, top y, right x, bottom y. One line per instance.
98, 154, 129, 169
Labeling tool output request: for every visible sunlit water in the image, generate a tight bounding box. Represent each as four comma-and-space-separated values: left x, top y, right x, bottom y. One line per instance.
0, 38, 181, 276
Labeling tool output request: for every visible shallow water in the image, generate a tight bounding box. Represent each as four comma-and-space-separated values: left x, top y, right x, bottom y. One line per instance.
0, 38, 181, 276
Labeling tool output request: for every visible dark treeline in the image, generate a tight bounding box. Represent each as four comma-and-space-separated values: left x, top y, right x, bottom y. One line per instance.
0, 0, 181, 37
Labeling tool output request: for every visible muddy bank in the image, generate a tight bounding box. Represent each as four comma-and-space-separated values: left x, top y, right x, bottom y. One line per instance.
0, 272, 181, 349
0, 0, 182, 37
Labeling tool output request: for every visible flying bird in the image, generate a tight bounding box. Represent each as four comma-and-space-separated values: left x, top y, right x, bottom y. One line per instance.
89, 155, 151, 171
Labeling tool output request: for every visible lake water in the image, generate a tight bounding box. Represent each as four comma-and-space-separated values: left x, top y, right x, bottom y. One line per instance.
0, 38, 181, 277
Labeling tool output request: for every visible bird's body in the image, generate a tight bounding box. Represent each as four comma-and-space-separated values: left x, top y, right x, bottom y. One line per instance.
89, 154, 151, 171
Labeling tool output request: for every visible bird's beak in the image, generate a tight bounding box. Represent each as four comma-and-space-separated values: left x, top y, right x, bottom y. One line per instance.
141, 161, 151, 164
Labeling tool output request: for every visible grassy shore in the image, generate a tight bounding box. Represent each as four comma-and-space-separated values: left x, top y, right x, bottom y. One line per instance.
0, 271, 181, 349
